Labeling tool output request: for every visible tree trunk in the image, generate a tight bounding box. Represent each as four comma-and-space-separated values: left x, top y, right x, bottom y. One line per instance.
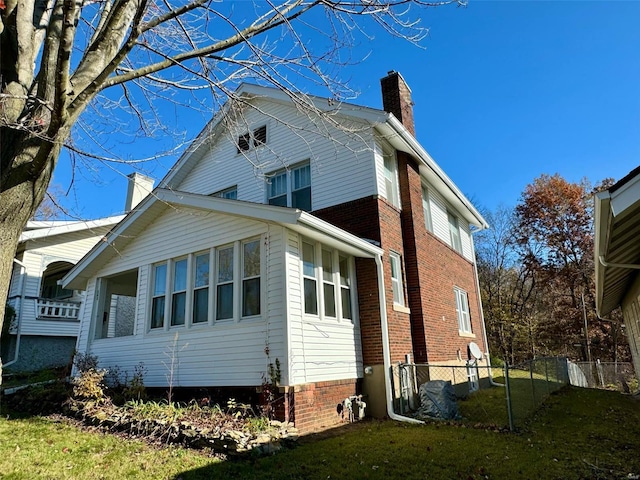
0, 130, 61, 384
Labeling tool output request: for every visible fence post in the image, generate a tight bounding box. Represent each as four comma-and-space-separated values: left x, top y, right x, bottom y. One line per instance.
530, 361, 536, 409
504, 363, 514, 431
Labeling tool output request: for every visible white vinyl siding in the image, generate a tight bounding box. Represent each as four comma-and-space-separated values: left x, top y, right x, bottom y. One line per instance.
383, 153, 400, 208
174, 99, 377, 211
75, 207, 287, 388
422, 184, 433, 232
286, 233, 362, 385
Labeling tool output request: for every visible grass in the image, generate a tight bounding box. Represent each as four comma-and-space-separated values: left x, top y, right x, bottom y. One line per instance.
2, 386, 640, 479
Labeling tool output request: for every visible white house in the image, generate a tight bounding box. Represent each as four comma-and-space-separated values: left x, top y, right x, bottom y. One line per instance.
65, 73, 490, 432
3, 173, 153, 372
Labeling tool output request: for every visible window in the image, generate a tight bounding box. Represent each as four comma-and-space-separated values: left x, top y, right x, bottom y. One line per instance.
455, 287, 471, 333
339, 255, 352, 320
302, 241, 318, 315
216, 246, 234, 320
242, 240, 261, 317
193, 253, 210, 323
237, 125, 267, 152
212, 186, 237, 200
383, 154, 400, 208
151, 263, 167, 329
390, 252, 405, 306
322, 249, 336, 317
302, 239, 355, 321
422, 184, 433, 232
149, 238, 262, 330
171, 258, 187, 326
448, 211, 462, 253
267, 162, 312, 211
40, 262, 74, 300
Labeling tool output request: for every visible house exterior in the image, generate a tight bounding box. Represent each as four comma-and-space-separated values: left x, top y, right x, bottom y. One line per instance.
3, 173, 153, 373
64, 72, 490, 432
594, 165, 640, 381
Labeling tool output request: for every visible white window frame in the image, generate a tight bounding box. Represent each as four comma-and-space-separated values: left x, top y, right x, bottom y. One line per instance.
267, 161, 311, 211
421, 184, 433, 233
383, 153, 400, 208
448, 211, 462, 253
212, 186, 238, 199
455, 287, 472, 334
389, 251, 405, 307
147, 236, 263, 331
301, 238, 356, 322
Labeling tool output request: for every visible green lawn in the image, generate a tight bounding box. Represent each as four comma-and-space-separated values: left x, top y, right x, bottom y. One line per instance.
2, 386, 640, 479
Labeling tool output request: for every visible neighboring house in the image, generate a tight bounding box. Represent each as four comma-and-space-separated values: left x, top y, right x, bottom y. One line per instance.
2, 173, 153, 372
64, 72, 490, 432
594, 165, 640, 381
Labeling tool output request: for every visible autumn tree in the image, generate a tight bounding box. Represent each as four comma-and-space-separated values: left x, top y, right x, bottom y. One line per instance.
0, 0, 465, 363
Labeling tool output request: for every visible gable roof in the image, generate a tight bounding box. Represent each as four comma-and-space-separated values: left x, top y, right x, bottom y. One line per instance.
63, 189, 383, 290
159, 83, 488, 230
20, 216, 125, 242
594, 165, 640, 316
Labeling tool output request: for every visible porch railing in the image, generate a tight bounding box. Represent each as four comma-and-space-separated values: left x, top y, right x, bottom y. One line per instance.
36, 298, 81, 320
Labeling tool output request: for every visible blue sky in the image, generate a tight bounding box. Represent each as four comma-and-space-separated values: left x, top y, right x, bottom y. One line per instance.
52, 1, 640, 219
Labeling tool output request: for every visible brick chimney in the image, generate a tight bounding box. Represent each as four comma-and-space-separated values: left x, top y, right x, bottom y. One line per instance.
124, 172, 154, 212
380, 71, 415, 136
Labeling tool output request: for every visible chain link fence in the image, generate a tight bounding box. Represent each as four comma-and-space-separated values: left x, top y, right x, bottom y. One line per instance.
570, 361, 636, 392
395, 357, 571, 431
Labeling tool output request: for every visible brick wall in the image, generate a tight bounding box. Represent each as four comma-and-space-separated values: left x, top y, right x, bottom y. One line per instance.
396, 152, 487, 363
288, 378, 361, 433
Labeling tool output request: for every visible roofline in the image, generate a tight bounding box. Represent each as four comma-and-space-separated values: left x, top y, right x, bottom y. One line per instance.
594, 190, 611, 316
20, 215, 125, 242
63, 189, 382, 289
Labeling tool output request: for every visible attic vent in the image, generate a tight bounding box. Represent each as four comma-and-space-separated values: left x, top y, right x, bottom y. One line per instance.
237, 125, 267, 153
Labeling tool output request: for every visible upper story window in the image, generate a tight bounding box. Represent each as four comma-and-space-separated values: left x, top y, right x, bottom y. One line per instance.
267, 162, 311, 211
421, 184, 433, 233
212, 186, 238, 200
448, 211, 462, 253
454, 287, 471, 334
302, 239, 356, 321
383, 154, 400, 208
237, 125, 267, 153
41, 261, 74, 300
389, 251, 405, 307
150, 237, 262, 330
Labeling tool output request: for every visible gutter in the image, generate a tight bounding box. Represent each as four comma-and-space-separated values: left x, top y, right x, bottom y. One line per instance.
598, 256, 640, 270
374, 254, 423, 424
3, 259, 27, 369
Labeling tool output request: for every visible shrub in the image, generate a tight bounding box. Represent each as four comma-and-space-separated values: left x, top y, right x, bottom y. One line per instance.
72, 368, 107, 402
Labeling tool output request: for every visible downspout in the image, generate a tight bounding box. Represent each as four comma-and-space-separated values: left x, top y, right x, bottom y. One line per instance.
470, 228, 503, 387
374, 253, 423, 424
3, 259, 28, 368
598, 256, 640, 270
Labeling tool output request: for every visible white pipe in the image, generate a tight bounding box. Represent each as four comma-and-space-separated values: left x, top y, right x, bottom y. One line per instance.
470, 228, 504, 387
3, 259, 28, 368
598, 255, 640, 270
374, 254, 423, 424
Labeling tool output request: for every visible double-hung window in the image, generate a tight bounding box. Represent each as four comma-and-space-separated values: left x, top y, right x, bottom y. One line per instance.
242, 240, 261, 317
171, 259, 188, 326
193, 252, 210, 324
339, 256, 353, 320
151, 264, 167, 329
383, 154, 400, 208
302, 241, 318, 315
149, 237, 262, 330
322, 249, 336, 318
448, 211, 462, 253
268, 162, 311, 211
216, 246, 234, 320
455, 287, 471, 333
302, 239, 355, 321
422, 184, 433, 232
212, 186, 237, 199
390, 252, 405, 306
